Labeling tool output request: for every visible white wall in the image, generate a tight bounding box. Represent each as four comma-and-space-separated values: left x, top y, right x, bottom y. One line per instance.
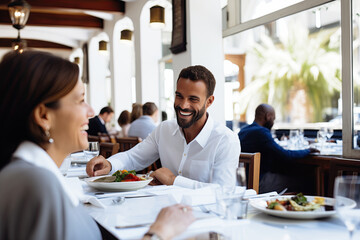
172, 0, 225, 124
87, 36, 109, 114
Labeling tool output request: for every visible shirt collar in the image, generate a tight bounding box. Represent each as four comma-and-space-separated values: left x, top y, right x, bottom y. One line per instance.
98, 115, 105, 125
172, 113, 214, 148
12, 141, 79, 206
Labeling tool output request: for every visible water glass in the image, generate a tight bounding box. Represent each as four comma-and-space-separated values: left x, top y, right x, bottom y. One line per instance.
334, 176, 360, 240
289, 129, 299, 150
84, 141, 99, 161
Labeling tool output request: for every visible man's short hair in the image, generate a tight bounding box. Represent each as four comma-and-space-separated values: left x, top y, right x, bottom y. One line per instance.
177, 65, 216, 97
142, 102, 158, 116
99, 106, 114, 115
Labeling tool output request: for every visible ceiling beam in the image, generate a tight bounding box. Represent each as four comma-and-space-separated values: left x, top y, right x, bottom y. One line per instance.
0, 38, 72, 49
0, 0, 125, 13
0, 9, 103, 28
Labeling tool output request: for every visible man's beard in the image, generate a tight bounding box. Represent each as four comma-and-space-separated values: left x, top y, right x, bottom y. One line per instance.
264, 121, 273, 130
174, 104, 206, 129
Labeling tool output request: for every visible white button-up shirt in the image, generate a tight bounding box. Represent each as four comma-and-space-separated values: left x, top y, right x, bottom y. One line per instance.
108, 114, 240, 189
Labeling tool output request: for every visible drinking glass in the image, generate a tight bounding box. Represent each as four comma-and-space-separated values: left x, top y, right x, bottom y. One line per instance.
317, 129, 327, 152
83, 141, 99, 161
327, 127, 334, 140
334, 176, 360, 240
289, 129, 299, 150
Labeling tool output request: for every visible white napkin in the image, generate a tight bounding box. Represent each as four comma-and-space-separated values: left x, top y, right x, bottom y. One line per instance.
181, 187, 257, 206
64, 177, 107, 208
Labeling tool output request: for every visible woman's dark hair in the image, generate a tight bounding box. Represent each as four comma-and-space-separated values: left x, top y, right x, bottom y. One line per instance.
0, 50, 79, 170
177, 65, 216, 98
130, 103, 143, 123
117, 110, 131, 126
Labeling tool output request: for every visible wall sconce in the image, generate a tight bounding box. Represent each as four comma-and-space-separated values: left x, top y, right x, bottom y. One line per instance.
120, 29, 132, 43
8, 0, 31, 53
150, 5, 165, 30
74, 57, 80, 64
8, 0, 31, 30
99, 40, 108, 52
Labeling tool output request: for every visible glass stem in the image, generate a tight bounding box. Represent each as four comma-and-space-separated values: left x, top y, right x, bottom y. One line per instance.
349, 229, 354, 240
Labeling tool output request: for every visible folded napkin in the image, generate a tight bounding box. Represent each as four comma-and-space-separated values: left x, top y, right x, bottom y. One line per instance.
64, 177, 107, 208
181, 187, 257, 206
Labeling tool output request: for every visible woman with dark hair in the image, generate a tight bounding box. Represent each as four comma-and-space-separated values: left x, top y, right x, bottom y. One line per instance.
0, 51, 194, 240
117, 110, 131, 137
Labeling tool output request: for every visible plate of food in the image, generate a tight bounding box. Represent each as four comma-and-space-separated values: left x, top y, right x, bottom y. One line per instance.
250, 193, 342, 219
84, 170, 153, 191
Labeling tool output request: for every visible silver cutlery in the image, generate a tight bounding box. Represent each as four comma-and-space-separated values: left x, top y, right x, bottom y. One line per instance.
112, 196, 125, 205
115, 222, 152, 229
198, 205, 222, 217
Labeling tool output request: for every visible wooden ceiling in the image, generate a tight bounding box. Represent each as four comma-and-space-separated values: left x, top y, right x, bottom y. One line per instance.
0, 0, 125, 49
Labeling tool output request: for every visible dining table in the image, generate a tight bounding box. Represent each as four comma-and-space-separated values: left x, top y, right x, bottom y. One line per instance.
64, 158, 358, 240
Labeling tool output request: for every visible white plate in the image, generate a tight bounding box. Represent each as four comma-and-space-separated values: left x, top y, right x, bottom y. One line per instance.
84, 175, 153, 192
250, 195, 340, 219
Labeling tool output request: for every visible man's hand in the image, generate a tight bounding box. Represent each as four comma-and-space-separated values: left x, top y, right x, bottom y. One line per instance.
150, 168, 176, 185
86, 155, 112, 177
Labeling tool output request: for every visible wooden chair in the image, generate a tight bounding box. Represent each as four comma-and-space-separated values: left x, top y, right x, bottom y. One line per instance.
99, 142, 120, 158
115, 137, 141, 152
88, 135, 100, 142
239, 152, 261, 193
328, 157, 360, 197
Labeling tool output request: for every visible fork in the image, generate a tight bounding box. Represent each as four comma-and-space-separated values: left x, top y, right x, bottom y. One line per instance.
112, 196, 125, 205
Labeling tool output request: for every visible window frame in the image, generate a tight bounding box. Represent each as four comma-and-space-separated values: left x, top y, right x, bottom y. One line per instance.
223, 0, 360, 158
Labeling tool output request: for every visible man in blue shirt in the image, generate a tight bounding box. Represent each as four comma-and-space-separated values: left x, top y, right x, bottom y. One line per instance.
238, 104, 319, 193
128, 102, 158, 140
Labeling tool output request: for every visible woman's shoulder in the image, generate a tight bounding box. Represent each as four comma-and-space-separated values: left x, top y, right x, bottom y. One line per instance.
0, 160, 61, 197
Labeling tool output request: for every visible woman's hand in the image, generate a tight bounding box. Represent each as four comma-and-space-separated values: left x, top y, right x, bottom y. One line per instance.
86, 155, 112, 177
145, 204, 195, 240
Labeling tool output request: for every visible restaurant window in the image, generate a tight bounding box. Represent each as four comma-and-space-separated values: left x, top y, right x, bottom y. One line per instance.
224, 1, 341, 129
352, 0, 360, 149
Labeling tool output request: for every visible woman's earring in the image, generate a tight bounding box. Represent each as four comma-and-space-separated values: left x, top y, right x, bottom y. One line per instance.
45, 128, 54, 143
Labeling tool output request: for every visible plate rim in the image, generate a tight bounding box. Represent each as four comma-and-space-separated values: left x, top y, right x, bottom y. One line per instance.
250, 195, 336, 219
84, 174, 153, 191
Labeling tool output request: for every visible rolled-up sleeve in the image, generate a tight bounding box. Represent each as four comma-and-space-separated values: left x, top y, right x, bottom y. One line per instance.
108, 129, 160, 174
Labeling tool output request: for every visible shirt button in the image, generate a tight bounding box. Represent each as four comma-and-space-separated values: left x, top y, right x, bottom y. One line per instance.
179, 171, 182, 174
184, 153, 186, 156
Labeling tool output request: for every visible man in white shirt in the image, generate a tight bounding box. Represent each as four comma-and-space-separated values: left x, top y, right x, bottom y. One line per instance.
86, 65, 240, 189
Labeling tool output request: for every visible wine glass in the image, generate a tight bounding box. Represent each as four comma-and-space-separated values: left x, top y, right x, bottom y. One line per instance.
327, 127, 334, 141
83, 141, 99, 161
334, 176, 360, 239
317, 129, 327, 152
289, 129, 299, 150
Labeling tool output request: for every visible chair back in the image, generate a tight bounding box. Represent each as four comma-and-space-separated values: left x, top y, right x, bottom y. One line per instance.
239, 152, 261, 193
328, 157, 360, 196
88, 135, 100, 142
115, 137, 141, 152
99, 142, 120, 158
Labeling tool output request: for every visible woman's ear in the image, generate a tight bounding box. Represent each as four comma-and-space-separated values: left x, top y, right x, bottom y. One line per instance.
206, 95, 215, 108
33, 104, 52, 131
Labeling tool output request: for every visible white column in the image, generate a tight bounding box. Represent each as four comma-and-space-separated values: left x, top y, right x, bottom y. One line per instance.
127, 0, 162, 107
172, 0, 225, 124
87, 37, 109, 114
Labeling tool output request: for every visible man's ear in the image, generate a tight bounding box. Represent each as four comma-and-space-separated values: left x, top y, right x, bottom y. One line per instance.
206, 95, 214, 108
33, 103, 52, 131
265, 112, 271, 122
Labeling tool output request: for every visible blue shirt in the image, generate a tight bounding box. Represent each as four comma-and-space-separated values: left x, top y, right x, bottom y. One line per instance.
238, 122, 310, 179
128, 115, 156, 140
